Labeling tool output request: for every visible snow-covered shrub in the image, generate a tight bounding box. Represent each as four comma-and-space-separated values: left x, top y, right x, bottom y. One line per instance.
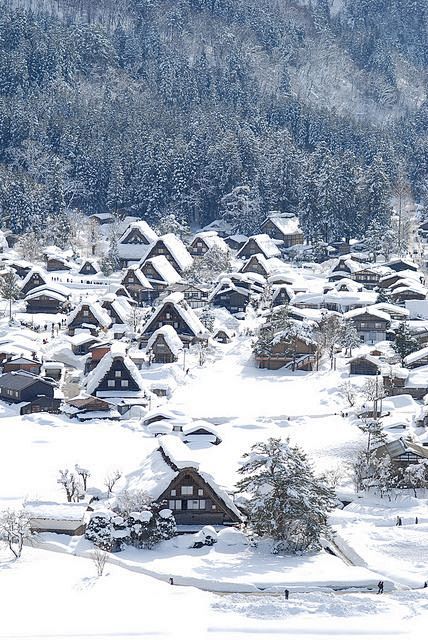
192, 525, 217, 548
216, 527, 248, 547
85, 511, 116, 551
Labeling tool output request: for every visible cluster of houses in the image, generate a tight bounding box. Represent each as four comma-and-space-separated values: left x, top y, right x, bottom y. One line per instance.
2, 211, 428, 532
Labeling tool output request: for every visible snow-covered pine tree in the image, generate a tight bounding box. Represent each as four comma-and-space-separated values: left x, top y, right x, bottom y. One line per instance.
341, 319, 360, 356
236, 437, 335, 553
220, 185, 264, 235
394, 322, 418, 362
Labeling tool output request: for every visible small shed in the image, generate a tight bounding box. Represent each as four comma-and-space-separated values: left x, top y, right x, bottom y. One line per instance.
25, 501, 89, 535
350, 355, 382, 376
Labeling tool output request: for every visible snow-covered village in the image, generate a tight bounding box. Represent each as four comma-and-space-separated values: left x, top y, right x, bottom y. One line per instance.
0, 1, 427, 639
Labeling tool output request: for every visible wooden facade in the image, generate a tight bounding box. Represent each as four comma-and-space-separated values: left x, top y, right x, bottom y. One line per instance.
350, 357, 381, 375
141, 302, 202, 344
121, 269, 154, 305
21, 272, 47, 296
255, 337, 316, 370
26, 292, 70, 315
2, 358, 41, 375
144, 240, 184, 274
158, 467, 240, 526
211, 287, 250, 314
0, 374, 55, 404
148, 334, 178, 363
91, 356, 141, 396
353, 269, 380, 289
260, 218, 303, 247
240, 255, 269, 277
349, 312, 389, 344
46, 257, 71, 272
67, 304, 106, 336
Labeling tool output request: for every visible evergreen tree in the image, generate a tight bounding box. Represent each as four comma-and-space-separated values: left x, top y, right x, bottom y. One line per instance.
0, 270, 21, 319
237, 438, 335, 553
394, 322, 418, 362
220, 185, 263, 235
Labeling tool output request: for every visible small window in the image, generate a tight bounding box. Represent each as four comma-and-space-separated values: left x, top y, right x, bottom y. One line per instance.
107, 380, 115, 387
198, 489, 203, 496
188, 500, 200, 510
128, 277, 134, 283
83, 309, 89, 317
115, 370, 121, 378
181, 485, 193, 496
121, 380, 129, 388
171, 489, 176, 497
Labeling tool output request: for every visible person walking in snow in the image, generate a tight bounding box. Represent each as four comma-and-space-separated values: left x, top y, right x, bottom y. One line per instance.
377, 581, 384, 594
284, 589, 289, 600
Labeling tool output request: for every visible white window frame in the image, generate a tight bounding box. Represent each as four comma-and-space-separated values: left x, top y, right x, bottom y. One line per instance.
181, 485, 193, 496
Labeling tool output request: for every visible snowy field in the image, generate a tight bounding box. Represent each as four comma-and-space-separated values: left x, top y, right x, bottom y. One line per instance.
1, 329, 428, 637
0, 547, 428, 640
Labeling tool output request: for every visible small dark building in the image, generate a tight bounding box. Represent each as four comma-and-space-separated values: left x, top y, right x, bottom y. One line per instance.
67, 302, 111, 336
260, 214, 304, 247
213, 328, 234, 344
0, 372, 55, 404
146, 326, 182, 363
2, 357, 41, 375
20, 396, 61, 415
349, 355, 382, 376
20, 270, 48, 296
210, 282, 251, 314
237, 234, 281, 260
25, 285, 71, 314
79, 260, 101, 275
121, 267, 154, 305
272, 285, 293, 307
46, 256, 72, 272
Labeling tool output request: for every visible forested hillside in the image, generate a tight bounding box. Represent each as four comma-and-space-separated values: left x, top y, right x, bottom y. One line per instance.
0, 0, 426, 240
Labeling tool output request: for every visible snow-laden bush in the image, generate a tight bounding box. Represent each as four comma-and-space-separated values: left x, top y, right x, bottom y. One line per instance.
86, 500, 176, 552
192, 525, 217, 548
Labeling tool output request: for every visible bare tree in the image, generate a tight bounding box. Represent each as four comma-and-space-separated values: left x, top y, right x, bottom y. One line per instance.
104, 470, 122, 497
0, 510, 33, 559
57, 469, 83, 502
339, 381, 357, 407
75, 464, 91, 492
91, 549, 108, 577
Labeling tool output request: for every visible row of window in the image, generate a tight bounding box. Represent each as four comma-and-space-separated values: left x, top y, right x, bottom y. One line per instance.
0, 388, 19, 398
168, 500, 212, 510
107, 379, 129, 387
171, 486, 203, 496
358, 322, 385, 330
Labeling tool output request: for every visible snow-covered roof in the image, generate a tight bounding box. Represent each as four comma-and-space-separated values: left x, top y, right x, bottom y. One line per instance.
24, 283, 70, 302
147, 325, 183, 356
67, 301, 112, 328
344, 306, 391, 321
371, 303, 409, 318
24, 501, 88, 521
20, 267, 48, 289
78, 259, 102, 274
238, 234, 281, 259
263, 215, 302, 236
124, 436, 241, 519
85, 342, 148, 396
159, 434, 200, 470
141, 256, 182, 285
102, 295, 133, 325
404, 347, 428, 366
122, 265, 153, 289
142, 292, 208, 338
191, 231, 229, 253
118, 220, 158, 245
157, 234, 193, 271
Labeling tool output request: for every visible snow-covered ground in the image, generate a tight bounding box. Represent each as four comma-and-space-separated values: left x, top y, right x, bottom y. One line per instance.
0, 546, 427, 640
2, 295, 428, 636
